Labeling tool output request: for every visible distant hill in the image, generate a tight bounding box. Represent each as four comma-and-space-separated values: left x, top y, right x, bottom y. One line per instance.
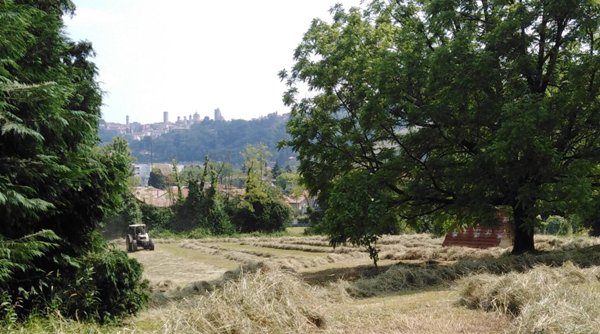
99, 113, 296, 167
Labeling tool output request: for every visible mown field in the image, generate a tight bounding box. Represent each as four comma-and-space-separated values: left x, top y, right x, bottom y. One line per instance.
13, 231, 600, 333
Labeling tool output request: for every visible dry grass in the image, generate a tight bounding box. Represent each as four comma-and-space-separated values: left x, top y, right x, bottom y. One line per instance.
16, 233, 600, 334
535, 234, 600, 251
347, 243, 600, 297
138, 265, 333, 334
179, 239, 370, 273
323, 290, 509, 334
138, 266, 510, 334
129, 243, 240, 291
243, 241, 355, 254
457, 262, 600, 334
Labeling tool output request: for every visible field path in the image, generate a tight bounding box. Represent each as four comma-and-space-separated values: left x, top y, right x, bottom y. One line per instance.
128, 242, 241, 289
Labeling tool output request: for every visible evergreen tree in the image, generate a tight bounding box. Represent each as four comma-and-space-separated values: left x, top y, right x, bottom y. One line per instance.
0, 1, 146, 321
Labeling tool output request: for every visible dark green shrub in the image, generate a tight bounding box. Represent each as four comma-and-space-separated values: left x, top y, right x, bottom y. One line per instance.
140, 203, 174, 230
232, 179, 292, 233
52, 243, 148, 323
80, 247, 148, 322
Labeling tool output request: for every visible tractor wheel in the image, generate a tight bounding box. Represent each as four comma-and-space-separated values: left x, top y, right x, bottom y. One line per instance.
149, 240, 155, 251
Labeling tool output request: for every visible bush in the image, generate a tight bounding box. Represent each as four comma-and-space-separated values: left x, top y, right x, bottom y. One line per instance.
0, 236, 148, 325
231, 172, 292, 233
233, 195, 292, 233
140, 203, 174, 230
77, 247, 148, 322
44, 243, 148, 323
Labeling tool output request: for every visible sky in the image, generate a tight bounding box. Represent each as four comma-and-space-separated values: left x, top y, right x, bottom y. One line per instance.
64, 0, 362, 124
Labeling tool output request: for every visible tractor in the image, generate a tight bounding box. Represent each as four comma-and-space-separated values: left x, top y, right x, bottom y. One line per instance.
126, 224, 155, 252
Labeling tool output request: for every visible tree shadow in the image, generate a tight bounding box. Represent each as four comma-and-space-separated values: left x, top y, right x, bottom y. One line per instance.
301, 244, 600, 297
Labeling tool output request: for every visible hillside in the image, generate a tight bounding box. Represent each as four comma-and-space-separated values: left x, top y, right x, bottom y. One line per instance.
100, 113, 296, 167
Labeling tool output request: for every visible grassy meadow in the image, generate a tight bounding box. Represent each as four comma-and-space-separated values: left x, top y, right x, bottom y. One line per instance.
9, 231, 600, 334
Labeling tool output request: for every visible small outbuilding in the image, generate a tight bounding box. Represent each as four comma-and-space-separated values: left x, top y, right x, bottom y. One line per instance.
442, 209, 513, 248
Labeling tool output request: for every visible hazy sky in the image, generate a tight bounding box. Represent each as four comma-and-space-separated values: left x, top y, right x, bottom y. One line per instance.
64, 0, 362, 124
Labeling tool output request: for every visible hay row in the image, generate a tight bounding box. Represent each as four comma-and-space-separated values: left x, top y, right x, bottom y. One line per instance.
347, 245, 600, 297
457, 262, 600, 334
243, 241, 359, 254
146, 267, 336, 334
178, 239, 369, 273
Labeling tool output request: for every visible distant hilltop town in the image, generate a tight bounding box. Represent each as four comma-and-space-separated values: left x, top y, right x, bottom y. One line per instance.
100, 108, 226, 140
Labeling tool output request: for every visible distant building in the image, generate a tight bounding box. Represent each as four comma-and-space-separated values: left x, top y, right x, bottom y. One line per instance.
133, 186, 188, 207
214, 108, 224, 121
163, 111, 169, 124
193, 112, 200, 122
133, 164, 152, 186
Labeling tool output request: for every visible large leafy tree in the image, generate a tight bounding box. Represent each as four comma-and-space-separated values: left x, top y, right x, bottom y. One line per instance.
1, 0, 146, 321
282, 0, 600, 254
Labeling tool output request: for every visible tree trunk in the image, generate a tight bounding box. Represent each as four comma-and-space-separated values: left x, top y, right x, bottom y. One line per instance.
511, 203, 535, 254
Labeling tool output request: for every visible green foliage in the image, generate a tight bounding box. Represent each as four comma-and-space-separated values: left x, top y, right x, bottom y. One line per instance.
538, 215, 587, 236
101, 138, 141, 238
241, 143, 271, 178
148, 168, 167, 189
283, 0, 600, 254
103, 193, 142, 239
171, 157, 235, 234
274, 171, 305, 196
140, 202, 174, 230
0, 1, 147, 323
73, 246, 148, 322
324, 170, 404, 267
38, 240, 147, 323
271, 162, 282, 179
0, 230, 60, 290
1, 233, 147, 324
233, 173, 292, 233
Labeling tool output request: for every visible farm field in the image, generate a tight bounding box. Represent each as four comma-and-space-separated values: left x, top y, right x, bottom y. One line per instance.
111, 233, 600, 334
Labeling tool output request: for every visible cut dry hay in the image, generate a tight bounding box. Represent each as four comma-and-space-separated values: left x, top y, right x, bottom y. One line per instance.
534, 235, 600, 251
178, 239, 369, 272
146, 266, 333, 334
346, 244, 600, 297
457, 262, 600, 334
243, 241, 357, 254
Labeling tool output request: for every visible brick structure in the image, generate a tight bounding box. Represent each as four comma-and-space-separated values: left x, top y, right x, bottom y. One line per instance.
442, 209, 513, 248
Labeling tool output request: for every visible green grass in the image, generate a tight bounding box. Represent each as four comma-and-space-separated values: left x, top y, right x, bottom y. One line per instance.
286, 226, 306, 236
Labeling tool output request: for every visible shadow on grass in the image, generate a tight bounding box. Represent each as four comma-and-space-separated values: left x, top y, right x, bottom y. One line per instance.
302, 245, 600, 298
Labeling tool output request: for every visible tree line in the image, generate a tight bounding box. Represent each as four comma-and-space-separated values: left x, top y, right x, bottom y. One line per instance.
101, 113, 296, 168
106, 151, 295, 238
